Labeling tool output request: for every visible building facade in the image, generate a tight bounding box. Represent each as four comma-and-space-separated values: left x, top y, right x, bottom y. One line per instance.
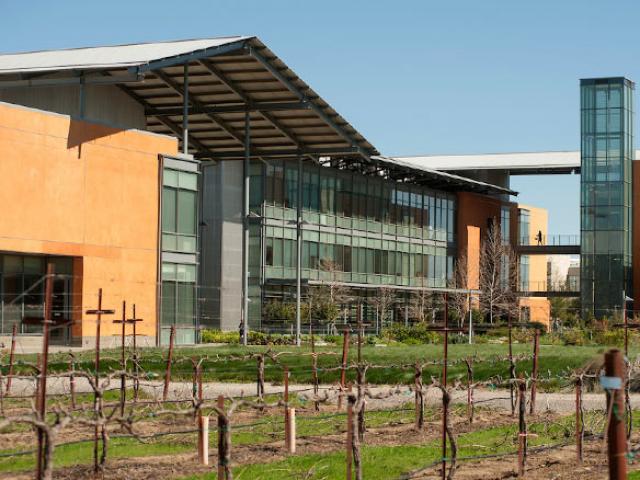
580, 77, 634, 317
0, 37, 551, 348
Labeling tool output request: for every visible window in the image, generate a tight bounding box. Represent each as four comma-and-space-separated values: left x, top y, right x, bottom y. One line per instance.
163, 169, 198, 253
161, 262, 196, 329
500, 206, 510, 245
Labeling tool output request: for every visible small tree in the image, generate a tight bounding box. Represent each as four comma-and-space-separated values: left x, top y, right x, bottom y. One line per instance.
449, 251, 471, 328
408, 288, 436, 324
479, 218, 518, 323
368, 286, 395, 332
309, 259, 351, 333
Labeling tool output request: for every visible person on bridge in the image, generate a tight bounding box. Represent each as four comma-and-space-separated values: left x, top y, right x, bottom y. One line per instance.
536, 230, 543, 245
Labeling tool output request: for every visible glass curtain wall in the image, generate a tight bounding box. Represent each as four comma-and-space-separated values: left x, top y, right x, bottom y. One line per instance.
580, 77, 634, 318
249, 159, 457, 329
160, 161, 199, 344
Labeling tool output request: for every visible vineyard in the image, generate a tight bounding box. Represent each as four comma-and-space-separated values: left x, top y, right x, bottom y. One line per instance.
1, 325, 639, 479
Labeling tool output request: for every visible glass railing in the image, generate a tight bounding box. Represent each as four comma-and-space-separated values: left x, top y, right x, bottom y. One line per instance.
518, 234, 580, 246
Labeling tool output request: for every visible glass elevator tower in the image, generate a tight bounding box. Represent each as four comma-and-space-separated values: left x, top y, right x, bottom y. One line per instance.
580, 77, 634, 318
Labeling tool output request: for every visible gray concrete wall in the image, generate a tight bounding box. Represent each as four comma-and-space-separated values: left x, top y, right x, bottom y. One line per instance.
200, 160, 244, 331
0, 84, 146, 130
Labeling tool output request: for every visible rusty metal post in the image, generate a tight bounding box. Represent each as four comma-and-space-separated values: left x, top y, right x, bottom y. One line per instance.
441, 293, 449, 480
5, 323, 17, 395
338, 327, 350, 410
518, 379, 527, 478
162, 325, 175, 402
355, 306, 365, 442
529, 328, 540, 416
605, 349, 627, 480
346, 388, 354, 480
508, 317, 516, 417
576, 376, 583, 464
36, 263, 54, 480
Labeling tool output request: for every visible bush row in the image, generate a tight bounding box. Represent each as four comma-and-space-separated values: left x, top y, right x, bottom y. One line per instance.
201, 324, 635, 347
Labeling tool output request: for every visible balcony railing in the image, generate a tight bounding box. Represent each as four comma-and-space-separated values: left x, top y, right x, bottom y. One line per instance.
519, 234, 580, 246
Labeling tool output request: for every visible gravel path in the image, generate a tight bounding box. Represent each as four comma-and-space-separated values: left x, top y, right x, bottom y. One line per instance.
4, 376, 630, 414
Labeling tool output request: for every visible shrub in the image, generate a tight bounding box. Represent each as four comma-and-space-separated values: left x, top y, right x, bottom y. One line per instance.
201, 329, 240, 344
381, 323, 441, 345
560, 328, 589, 346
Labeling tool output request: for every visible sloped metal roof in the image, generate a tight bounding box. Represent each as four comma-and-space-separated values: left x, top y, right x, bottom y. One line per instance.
0, 37, 252, 73
0, 36, 378, 160
371, 156, 516, 196
394, 151, 581, 175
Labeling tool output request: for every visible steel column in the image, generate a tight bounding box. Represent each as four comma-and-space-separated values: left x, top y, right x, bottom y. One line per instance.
242, 110, 250, 345
295, 155, 303, 347
182, 63, 189, 154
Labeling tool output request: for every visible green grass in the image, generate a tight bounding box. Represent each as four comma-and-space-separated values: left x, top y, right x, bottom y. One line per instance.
8, 343, 617, 387
179, 415, 579, 480
0, 406, 417, 474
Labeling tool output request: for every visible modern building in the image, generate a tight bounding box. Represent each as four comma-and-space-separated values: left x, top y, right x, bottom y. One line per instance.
0, 36, 550, 348
396, 75, 639, 321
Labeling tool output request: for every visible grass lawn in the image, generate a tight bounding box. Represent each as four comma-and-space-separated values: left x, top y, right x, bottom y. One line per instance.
0, 406, 418, 474
9, 343, 619, 386
177, 414, 585, 480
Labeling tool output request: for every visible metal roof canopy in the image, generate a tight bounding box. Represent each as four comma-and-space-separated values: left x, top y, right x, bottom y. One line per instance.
0, 36, 378, 161
0, 36, 512, 195
394, 151, 582, 176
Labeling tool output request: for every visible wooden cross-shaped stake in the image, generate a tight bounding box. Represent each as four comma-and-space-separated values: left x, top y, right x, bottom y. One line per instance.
85, 288, 115, 474
126, 304, 144, 401
424, 293, 467, 480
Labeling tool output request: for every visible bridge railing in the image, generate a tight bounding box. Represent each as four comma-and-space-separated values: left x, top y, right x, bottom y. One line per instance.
518, 234, 580, 246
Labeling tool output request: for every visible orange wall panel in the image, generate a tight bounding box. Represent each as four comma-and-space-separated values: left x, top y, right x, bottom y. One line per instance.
0, 102, 177, 344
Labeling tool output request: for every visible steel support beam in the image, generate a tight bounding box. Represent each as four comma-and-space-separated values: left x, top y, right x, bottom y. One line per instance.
0, 73, 143, 89
182, 63, 189, 154
249, 46, 374, 160
145, 101, 309, 116
154, 70, 246, 147
117, 83, 211, 157
241, 110, 250, 346
198, 146, 361, 159
134, 39, 248, 74
199, 59, 305, 150
295, 155, 303, 347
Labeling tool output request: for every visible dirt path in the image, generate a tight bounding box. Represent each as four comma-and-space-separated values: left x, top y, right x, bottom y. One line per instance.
4, 376, 628, 414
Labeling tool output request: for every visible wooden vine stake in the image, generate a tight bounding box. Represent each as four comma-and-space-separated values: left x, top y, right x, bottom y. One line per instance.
575, 375, 583, 464
414, 362, 424, 430
216, 395, 231, 479
517, 378, 527, 478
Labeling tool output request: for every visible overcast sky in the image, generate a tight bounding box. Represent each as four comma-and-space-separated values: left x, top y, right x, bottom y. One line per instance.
3, 0, 639, 234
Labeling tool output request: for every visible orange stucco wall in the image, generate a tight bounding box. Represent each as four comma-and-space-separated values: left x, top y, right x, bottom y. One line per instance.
456, 192, 550, 328
0, 102, 177, 345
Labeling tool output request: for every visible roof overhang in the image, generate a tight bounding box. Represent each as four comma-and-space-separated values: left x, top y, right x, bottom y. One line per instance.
0, 36, 379, 162
394, 151, 581, 176
366, 155, 516, 196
